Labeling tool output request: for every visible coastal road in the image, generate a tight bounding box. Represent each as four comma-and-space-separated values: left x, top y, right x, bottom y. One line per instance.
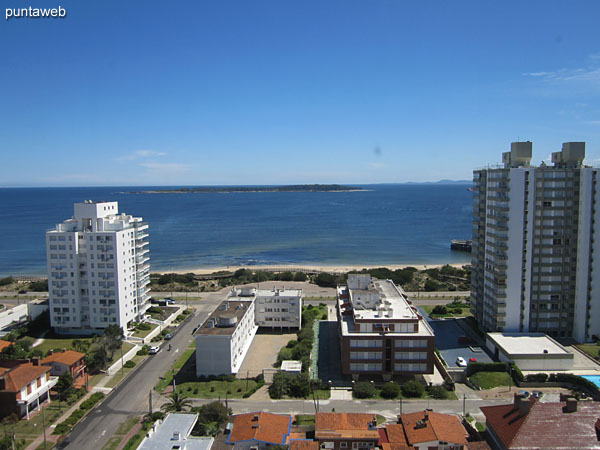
58, 295, 226, 449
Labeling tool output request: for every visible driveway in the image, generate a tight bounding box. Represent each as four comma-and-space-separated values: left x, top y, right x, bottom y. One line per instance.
427, 319, 493, 367
237, 332, 297, 379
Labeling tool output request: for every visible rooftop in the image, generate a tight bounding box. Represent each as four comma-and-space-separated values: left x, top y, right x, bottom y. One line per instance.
486, 332, 572, 357
138, 413, 214, 450
338, 276, 434, 337
315, 413, 380, 440
281, 360, 302, 372
227, 412, 292, 445
482, 398, 600, 449
0, 340, 13, 352
256, 288, 302, 298
400, 411, 468, 446
41, 349, 85, 366
195, 300, 254, 336
0, 363, 50, 392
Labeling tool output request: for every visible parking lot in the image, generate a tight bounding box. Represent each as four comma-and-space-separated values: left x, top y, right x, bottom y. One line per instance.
427, 318, 493, 368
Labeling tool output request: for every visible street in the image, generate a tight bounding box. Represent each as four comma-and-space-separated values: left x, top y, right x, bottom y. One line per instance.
58, 296, 223, 449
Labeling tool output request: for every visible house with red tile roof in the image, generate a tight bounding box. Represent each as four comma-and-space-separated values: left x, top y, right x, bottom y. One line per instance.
481, 394, 600, 450
0, 360, 58, 419
315, 413, 381, 450
226, 412, 292, 449
289, 440, 319, 450
41, 349, 86, 381
399, 411, 468, 450
0, 340, 13, 352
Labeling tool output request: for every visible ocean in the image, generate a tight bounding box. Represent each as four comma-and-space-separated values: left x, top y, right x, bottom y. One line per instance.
0, 184, 473, 276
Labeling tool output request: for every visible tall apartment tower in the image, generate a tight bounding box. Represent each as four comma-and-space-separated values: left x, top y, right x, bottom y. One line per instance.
46, 201, 151, 334
471, 142, 600, 342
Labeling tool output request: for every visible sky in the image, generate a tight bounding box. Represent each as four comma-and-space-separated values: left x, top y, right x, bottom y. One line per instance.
1, 1, 600, 186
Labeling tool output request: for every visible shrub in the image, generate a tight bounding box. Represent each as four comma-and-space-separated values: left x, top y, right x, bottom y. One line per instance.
286, 340, 297, 349
432, 305, 448, 315
401, 380, 425, 398
0, 277, 13, 286
466, 362, 509, 377
427, 385, 449, 399
137, 323, 151, 331
525, 373, 548, 383
353, 382, 377, 399
293, 272, 307, 282
124, 360, 136, 369
380, 382, 401, 399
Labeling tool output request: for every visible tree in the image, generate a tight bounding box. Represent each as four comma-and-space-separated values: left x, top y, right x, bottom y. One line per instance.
161, 392, 193, 413
279, 272, 294, 282
293, 272, 307, 282
269, 372, 290, 399
86, 345, 108, 372
353, 382, 377, 399
380, 381, 401, 399
102, 325, 124, 359
56, 373, 75, 400
193, 401, 231, 424
431, 305, 448, 315
288, 373, 311, 398
401, 380, 425, 398
194, 422, 220, 437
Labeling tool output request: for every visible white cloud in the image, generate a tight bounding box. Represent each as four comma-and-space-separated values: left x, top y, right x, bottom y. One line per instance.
523, 67, 600, 84
139, 162, 191, 173
116, 150, 167, 161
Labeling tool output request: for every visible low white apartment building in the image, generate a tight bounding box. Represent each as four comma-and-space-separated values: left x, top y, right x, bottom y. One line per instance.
195, 286, 303, 376
46, 201, 151, 334
195, 298, 258, 376
254, 288, 302, 329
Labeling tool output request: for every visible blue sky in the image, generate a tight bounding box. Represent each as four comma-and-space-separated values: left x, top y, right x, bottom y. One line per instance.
1, 1, 600, 186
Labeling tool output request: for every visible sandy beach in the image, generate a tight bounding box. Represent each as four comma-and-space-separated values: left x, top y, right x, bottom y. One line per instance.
154, 262, 468, 275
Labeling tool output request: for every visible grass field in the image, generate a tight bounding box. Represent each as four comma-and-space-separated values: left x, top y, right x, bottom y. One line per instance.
176, 379, 259, 398
101, 416, 141, 450
421, 304, 473, 318
105, 355, 146, 388
576, 344, 600, 360
469, 371, 511, 389
132, 323, 157, 338
155, 348, 195, 392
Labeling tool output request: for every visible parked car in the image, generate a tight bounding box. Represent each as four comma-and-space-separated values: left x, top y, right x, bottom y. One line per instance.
469, 357, 477, 363
192, 326, 199, 335
18, 289, 27, 294
519, 390, 530, 398
164, 333, 173, 340
458, 335, 473, 345
532, 391, 544, 399
163, 297, 175, 304
456, 357, 467, 367
149, 346, 160, 355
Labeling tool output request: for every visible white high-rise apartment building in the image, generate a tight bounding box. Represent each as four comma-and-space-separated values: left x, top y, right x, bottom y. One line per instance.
471, 142, 600, 342
46, 201, 151, 334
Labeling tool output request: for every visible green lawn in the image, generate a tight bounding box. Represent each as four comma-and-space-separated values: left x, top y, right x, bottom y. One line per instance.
132, 323, 157, 338
101, 416, 141, 450
32, 337, 95, 355
105, 355, 146, 388
469, 371, 511, 389
576, 344, 600, 360
421, 305, 473, 318
155, 348, 195, 392
294, 415, 315, 425
175, 379, 258, 398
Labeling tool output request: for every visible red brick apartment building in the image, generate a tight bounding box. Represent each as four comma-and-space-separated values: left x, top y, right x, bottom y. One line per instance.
337, 274, 435, 379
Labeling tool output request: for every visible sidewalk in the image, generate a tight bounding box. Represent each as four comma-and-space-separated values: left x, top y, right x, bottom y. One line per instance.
25, 391, 95, 450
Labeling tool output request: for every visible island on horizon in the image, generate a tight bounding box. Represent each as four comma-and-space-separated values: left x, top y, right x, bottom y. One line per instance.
127, 184, 366, 194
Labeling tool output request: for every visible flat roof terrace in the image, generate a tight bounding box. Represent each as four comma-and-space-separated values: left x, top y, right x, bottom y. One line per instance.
195, 299, 253, 336
349, 279, 417, 320
487, 332, 572, 357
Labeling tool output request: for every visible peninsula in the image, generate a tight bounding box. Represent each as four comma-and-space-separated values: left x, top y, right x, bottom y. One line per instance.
128, 184, 365, 194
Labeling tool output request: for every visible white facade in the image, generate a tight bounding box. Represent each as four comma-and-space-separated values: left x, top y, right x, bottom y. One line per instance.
46, 201, 151, 334
254, 288, 302, 328
472, 142, 600, 341
195, 287, 303, 376
195, 300, 258, 376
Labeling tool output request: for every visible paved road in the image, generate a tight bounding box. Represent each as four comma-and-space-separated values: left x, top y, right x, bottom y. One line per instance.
58, 296, 226, 449
186, 396, 506, 422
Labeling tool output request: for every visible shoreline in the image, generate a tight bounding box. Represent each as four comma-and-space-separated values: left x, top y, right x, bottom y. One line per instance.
153, 262, 469, 275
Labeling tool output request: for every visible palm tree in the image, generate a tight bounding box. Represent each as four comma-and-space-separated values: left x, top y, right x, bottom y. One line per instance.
161, 392, 193, 413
